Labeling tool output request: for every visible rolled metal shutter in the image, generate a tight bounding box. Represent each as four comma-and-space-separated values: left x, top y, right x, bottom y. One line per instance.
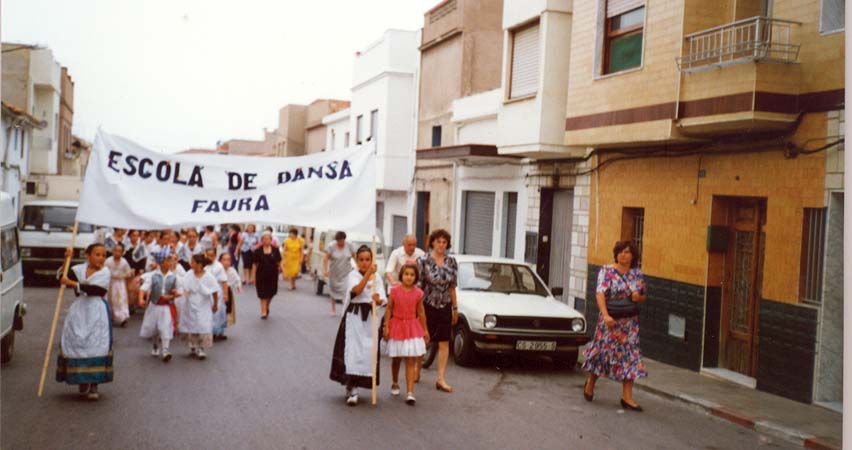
607, 0, 644, 18
510, 24, 540, 99
463, 191, 495, 256
392, 215, 407, 248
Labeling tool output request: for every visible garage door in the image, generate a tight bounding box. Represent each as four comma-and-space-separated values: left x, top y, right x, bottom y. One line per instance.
392, 215, 407, 248
463, 191, 495, 256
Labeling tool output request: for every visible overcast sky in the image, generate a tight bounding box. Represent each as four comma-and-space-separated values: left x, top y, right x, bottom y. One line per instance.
2, 0, 436, 152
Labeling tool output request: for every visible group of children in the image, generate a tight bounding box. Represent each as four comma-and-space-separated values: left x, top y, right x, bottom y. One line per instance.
330, 246, 430, 406
57, 226, 243, 400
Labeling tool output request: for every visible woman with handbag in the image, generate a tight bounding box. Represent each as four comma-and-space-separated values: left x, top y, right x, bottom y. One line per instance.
581, 240, 647, 411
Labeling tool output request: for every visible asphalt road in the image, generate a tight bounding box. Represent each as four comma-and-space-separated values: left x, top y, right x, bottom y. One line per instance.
2, 277, 795, 450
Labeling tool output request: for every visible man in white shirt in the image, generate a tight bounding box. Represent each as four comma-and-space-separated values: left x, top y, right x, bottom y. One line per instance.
385, 234, 426, 286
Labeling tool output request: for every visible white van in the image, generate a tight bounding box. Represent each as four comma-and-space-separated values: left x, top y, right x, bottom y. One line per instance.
1, 192, 26, 363
19, 200, 96, 286
312, 230, 386, 296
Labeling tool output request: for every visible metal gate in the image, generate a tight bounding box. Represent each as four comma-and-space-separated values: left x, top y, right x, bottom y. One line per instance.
548, 190, 573, 301
462, 191, 495, 256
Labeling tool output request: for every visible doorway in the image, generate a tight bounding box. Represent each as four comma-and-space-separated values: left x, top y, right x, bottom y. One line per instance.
415, 192, 430, 251
718, 197, 766, 378
536, 188, 573, 302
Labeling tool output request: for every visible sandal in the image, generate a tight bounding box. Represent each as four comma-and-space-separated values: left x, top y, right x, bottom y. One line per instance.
435, 381, 453, 393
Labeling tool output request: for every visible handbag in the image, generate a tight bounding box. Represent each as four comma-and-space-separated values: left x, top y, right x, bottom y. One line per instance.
605, 271, 640, 318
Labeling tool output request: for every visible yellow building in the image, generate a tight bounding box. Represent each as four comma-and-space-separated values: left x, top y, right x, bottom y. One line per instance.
566, 0, 844, 405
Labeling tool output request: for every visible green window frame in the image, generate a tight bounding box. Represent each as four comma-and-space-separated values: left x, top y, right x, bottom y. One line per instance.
604, 6, 645, 74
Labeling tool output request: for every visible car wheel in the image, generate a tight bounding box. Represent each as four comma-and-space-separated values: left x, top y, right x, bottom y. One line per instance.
315, 278, 325, 296
1, 330, 15, 364
452, 323, 477, 367
553, 351, 579, 370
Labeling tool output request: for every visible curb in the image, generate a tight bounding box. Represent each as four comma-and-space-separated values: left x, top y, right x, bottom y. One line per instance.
633, 382, 840, 450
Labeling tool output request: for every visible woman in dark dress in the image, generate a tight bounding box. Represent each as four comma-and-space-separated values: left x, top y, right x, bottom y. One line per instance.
253, 232, 282, 319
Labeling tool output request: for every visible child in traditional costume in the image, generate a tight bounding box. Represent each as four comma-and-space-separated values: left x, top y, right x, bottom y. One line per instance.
124, 230, 147, 314
180, 254, 219, 360
330, 245, 386, 406
56, 244, 113, 401
105, 243, 132, 326
139, 253, 181, 362
383, 264, 429, 405
204, 248, 229, 340
219, 253, 241, 327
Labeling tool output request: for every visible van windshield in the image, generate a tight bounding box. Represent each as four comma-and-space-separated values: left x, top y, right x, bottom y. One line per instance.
21, 206, 94, 233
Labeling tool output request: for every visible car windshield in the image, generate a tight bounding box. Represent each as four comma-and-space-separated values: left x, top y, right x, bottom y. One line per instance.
21, 206, 94, 233
458, 262, 549, 296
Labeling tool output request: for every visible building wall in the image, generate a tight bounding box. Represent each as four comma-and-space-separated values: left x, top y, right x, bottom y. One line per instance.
1, 45, 32, 112
1, 116, 32, 210
417, 36, 463, 149
305, 125, 327, 154
278, 104, 307, 156
30, 86, 60, 175
588, 117, 827, 302
323, 110, 351, 151
58, 67, 74, 175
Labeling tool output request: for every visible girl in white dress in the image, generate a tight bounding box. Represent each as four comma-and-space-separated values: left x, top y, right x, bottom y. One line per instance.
56, 244, 113, 401
180, 254, 219, 360
105, 243, 132, 326
219, 253, 242, 327
204, 248, 229, 340
329, 245, 387, 406
138, 254, 181, 362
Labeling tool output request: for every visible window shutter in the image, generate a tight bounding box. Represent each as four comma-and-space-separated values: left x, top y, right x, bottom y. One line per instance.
510, 24, 540, 99
607, 0, 644, 18
821, 0, 845, 33
463, 192, 495, 256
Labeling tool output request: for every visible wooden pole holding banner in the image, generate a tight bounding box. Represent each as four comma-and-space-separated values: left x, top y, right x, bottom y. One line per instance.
37, 221, 80, 398
371, 234, 378, 406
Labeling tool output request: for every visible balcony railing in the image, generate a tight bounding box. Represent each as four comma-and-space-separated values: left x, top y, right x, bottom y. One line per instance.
677, 16, 801, 73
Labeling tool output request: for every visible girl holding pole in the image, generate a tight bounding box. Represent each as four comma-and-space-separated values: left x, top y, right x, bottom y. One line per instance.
329, 245, 386, 406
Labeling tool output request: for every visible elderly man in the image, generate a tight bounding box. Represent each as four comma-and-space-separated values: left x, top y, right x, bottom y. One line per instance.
385, 234, 426, 286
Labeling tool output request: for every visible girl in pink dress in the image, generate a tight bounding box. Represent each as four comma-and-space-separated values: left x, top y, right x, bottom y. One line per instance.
383, 264, 430, 405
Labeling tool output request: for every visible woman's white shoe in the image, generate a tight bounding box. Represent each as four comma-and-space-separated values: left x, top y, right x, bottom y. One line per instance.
405, 393, 416, 405
390, 384, 400, 396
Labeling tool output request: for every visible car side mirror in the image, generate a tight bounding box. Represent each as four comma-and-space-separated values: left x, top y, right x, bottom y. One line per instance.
551, 287, 564, 296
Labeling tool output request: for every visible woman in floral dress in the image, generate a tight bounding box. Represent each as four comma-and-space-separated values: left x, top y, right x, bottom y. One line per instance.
581, 240, 647, 411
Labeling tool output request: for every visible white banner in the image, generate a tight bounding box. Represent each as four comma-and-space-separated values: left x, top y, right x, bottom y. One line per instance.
77, 130, 376, 233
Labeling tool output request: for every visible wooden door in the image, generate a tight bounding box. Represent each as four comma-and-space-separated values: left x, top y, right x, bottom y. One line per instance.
720, 198, 763, 376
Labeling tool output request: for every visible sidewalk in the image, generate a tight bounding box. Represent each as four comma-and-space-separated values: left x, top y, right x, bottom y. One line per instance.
632, 358, 842, 450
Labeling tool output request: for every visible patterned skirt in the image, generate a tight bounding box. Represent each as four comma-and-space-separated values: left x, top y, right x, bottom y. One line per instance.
581, 315, 648, 381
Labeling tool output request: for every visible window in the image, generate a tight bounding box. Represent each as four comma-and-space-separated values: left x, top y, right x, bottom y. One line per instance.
369, 109, 378, 143
524, 231, 538, 265
604, 2, 645, 74
431, 125, 442, 147
356, 115, 363, 144
799, 208, 827, 303
509, 22, 540, 99
1, 226, 20, 271
19, 129, 24, 158
621, 207, 644, 267
344, 132, 350, 148
330, 129, 336, 150
821, 0, 845, 34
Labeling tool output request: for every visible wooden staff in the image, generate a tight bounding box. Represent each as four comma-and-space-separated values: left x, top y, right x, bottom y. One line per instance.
370, 234, 378, 406
37, 221, 80, 398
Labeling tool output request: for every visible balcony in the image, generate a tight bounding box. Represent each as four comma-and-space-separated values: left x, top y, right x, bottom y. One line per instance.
677, 17, 800, 73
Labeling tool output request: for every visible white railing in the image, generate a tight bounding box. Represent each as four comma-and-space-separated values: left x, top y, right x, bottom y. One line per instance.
677, 17, 801, 73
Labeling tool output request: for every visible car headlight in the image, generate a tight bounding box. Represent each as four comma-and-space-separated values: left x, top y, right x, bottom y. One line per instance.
483, 314, 497, 329
571, 318, 584, 332
20, 247, 31, 258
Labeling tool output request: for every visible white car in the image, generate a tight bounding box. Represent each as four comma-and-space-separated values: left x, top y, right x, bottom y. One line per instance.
1, 192, 26, 363
451, 255, 590, 368
19, 200, 96, 285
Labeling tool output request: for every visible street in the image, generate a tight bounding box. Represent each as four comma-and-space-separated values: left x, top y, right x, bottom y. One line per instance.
2, 278, 796, 450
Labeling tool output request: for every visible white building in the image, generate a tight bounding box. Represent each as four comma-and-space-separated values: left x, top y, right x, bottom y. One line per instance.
1, 102, 46, 210
323, 29, 420, 249
416, 0, 587, 305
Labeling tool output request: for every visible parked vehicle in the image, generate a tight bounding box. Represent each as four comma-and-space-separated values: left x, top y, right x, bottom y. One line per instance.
1, 192, 26, 363
19, 200, 96, 286
451, 255, 589, 368
311, 230, 386, 296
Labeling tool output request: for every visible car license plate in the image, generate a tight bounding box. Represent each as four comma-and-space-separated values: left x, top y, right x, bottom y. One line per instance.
516, 340, 556, 351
